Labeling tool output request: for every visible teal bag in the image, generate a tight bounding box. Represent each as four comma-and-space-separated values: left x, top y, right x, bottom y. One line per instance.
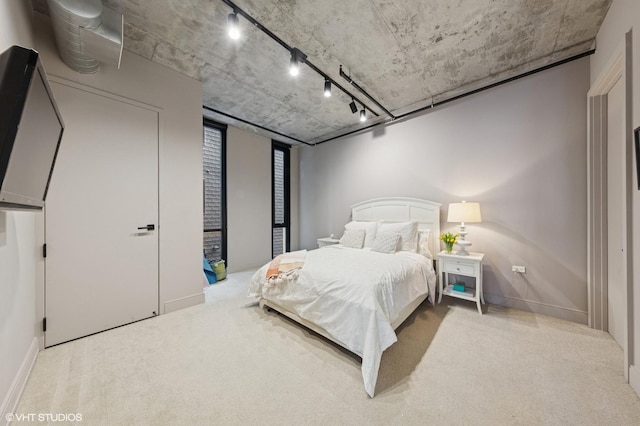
203, 255, 217, 284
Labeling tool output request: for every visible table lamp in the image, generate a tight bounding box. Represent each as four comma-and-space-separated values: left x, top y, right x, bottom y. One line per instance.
447, 201, 482, 255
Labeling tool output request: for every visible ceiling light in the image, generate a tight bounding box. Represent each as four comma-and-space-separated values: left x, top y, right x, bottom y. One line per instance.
349, 99, 357, 114
290, 51, 300, 76
324, 79, 331, 97
360, 108, 367, 122
227, 12, 240, 40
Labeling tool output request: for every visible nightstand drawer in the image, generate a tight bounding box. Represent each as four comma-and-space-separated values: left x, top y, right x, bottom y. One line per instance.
442, 261, 475, 275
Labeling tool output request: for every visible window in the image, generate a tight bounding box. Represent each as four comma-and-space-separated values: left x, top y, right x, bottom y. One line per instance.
272, 141, 290, 257
203, 119, 227, 265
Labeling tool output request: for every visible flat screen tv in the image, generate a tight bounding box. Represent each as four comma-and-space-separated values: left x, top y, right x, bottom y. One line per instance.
0, 45, 64, 211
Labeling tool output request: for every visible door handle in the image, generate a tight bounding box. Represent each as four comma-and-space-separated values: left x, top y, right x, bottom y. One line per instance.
137, 224, 155, 231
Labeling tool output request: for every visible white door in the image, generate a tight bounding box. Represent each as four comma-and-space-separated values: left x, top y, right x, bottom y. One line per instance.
607, 76, 625, 349
45, 81, 159, 346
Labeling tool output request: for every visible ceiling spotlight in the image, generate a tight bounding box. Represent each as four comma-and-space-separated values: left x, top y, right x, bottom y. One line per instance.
290, 51, 300, 76
360, 108, 367, 122
227, 12, 240, 40
288, 48, 306, 77
324, 79, 331, 97
349, 99, 357, 114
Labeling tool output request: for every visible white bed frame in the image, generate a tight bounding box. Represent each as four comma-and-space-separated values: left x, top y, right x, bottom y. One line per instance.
259, 197, 441, 351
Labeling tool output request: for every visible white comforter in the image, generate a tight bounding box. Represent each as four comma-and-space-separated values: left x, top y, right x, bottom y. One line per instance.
249, 245, 437, 397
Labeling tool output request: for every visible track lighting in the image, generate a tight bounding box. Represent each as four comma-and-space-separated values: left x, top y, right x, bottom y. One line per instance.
324, 79, 331, 97
349, 99, 357, 114
290, 50, 300, 76
220, 0, 387, 131
288, 48, 307, 77
227, 12, 240, 40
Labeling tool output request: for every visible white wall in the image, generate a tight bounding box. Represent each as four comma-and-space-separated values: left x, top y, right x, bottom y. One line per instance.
31, 12, 204, 314
226, 126, 272, 272
0, 1, 39, 422
300, 57, 590, 323
591, 0, 640, 396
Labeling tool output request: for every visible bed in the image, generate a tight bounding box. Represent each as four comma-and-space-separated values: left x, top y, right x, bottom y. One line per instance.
249, 197, 441, 397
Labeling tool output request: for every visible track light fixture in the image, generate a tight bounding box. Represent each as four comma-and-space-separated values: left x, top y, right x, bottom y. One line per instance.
289, 53, 299, 76
220, 0, 386, 135
288, 48, 304, 77
339, 65, 393, 119
349, 98, 357, 114
324, 79, 331, 97
227, 12, 240, 40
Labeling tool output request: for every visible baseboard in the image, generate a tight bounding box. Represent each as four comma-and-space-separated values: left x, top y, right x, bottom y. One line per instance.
484, 292, 588, 324
629, 364, 640, 398
0, 338, 39, 426
163, 292, 204, 314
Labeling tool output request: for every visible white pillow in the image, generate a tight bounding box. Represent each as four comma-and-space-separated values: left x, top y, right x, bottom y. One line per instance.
372, 231, 401, 254
417, 229, 432, 259
344, 221, 379, 248
378, 221, 418, 252
339, 228, 366, 249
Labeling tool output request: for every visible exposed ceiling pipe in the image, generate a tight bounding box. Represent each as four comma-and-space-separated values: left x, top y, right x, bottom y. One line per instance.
47, 0, 124, 74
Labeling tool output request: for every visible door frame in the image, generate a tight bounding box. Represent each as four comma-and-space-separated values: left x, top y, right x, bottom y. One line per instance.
36, 76, 163, 349
587, 32, 634, 380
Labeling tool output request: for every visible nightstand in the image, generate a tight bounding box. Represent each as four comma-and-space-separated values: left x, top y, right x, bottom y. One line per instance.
436, 251, 485, 314
317, 237, 340, 248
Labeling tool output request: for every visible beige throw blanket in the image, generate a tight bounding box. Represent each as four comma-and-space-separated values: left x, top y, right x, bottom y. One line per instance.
265, 250, 307, 287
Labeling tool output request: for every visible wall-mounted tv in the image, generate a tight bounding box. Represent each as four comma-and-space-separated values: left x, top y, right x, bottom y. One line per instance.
0, 46, 64, 211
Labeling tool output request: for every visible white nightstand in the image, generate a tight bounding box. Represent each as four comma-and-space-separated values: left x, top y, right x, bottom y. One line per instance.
436, 251, 485, 314
317, 237, 340, 248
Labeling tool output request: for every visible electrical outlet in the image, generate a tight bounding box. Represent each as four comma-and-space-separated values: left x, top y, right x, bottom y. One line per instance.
512, 265, 526, 274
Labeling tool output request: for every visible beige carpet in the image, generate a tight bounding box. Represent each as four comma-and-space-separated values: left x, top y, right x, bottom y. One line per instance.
15, 270, 640, 425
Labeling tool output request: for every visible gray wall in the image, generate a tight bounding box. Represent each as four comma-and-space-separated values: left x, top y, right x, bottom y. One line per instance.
206, 122, 301, 273
32, 12, 204, 313
591, 0, 640, 396
299, 57, 590, 323
225, 126, 272, 273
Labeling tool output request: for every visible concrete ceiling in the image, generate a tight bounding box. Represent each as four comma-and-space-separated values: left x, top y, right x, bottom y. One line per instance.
33, 0, 612, 145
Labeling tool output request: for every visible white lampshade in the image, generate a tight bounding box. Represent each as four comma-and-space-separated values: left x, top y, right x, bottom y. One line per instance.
447, 202, 482, 223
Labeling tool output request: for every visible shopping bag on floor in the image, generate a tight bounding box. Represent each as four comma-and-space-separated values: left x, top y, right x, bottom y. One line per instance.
213, 259, 226, 281
203, 255, 217, 284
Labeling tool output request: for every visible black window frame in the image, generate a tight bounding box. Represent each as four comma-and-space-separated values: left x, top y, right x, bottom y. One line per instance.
272, 140, 290, 257
203, 118, 227, 266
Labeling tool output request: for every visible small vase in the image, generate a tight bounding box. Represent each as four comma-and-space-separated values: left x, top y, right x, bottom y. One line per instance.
445, 243, 454, 254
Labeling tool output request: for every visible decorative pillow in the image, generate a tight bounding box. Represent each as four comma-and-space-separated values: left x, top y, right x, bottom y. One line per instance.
339, 228, 366, 249
378, 221, 418, 252
417, 229, 432, 259
344, 221, 379, 248
372, 231, 401, 254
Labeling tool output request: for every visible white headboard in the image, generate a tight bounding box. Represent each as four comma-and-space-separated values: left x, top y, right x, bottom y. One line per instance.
351, 197, 441, 256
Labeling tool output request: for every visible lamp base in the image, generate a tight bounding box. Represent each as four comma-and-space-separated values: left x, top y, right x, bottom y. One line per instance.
456, 240, 472, 256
